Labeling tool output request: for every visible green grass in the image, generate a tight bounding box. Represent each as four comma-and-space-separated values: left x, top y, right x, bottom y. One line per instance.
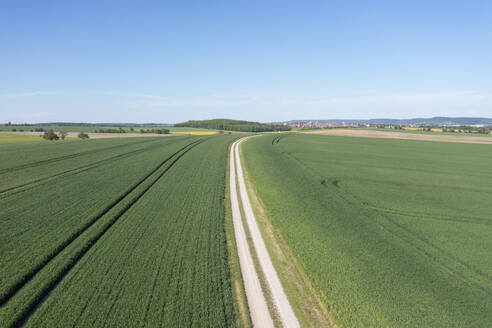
0, 135, 238, 327
242, 133, 492, 328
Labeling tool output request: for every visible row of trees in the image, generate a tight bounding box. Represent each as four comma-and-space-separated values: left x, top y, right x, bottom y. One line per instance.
94, 127, 126, 133
94, 127, 170, 134
442, 127, 491, 134
42, 130, 89, 141
139, 128, 170, 134
175, 119, 291, 132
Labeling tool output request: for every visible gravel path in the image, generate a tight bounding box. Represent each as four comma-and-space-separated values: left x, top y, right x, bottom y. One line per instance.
230, 139, 274, 328
231, 137, 300, 328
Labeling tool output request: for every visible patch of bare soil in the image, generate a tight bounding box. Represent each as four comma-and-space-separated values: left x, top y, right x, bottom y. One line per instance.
307, 129, 492, 144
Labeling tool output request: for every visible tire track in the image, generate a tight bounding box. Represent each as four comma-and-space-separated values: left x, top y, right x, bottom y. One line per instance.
0, 139, 200, 308
279, 142, 492, 292
9, 138, 204, 328
314, 170, 492, 296
0, 139, 175, 198
0, 138, 156, 175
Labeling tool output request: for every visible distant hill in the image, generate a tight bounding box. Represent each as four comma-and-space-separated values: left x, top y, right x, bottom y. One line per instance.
175, 119, 291, 132
281, 117, 492, 126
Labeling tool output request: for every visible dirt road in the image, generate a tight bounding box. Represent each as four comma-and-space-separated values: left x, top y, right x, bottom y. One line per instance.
231, 137, 300, 328
306, 129, 492, 144
230, 139, 274, 328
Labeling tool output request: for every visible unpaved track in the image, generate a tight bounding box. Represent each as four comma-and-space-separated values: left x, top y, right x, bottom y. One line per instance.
231, 137, 300, 328
230, 139, 274, 328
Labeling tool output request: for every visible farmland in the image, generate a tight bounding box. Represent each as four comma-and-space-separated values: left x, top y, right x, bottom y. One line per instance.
0, 135, 238, 327
242, 133, 492, 327
0, 124, 219, 135
0, 133, 50, 144
307, 128, 492, 143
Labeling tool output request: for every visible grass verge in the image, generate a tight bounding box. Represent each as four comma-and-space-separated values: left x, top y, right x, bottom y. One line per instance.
239, 138, 336, 328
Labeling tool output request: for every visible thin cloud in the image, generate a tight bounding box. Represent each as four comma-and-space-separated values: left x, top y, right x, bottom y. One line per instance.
0, 91, 43, 99
305, 91, 492, 106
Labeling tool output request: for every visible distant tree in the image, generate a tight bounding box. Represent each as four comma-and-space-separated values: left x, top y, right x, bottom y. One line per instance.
11, 128, 16, 132
130, 127, 134, 132
78, 132, 89, 139
140, 128, 170, 134
59, 131, 68, 140
174, 119, 291, 132
43, 129, 59, 141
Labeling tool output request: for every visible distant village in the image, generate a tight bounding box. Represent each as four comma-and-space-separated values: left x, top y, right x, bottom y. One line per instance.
287, 121, 363, 128
282, 121, 492, 134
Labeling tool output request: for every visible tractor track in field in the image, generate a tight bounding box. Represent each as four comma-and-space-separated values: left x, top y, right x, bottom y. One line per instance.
0, 138, 157, 175
0, 139, 177, 198
296, 153, 492, 297
8, 138, 205, 328
325, 181, 492, 292
1, 139, 203, 321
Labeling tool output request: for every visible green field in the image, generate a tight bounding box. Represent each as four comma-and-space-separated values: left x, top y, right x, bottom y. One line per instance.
0, 135, 238, 327
0, 133, 48, 144
242, 133, 492, 327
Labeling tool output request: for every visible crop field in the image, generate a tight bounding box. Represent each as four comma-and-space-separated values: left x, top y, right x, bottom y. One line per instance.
307, 129, 492, 144
0, 125, 218, 134
242, 133, 492, 327
0, 135, 238, 327
0, 133, 51, 144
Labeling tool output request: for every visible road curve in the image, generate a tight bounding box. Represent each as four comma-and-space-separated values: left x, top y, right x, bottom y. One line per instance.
231, 137, 301, 328
230, 139, 274, 328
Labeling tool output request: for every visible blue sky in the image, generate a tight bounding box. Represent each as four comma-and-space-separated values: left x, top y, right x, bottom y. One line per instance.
1, 1, 491, 123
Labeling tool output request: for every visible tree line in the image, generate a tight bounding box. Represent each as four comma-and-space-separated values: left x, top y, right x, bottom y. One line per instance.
175, 119, 291, 132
